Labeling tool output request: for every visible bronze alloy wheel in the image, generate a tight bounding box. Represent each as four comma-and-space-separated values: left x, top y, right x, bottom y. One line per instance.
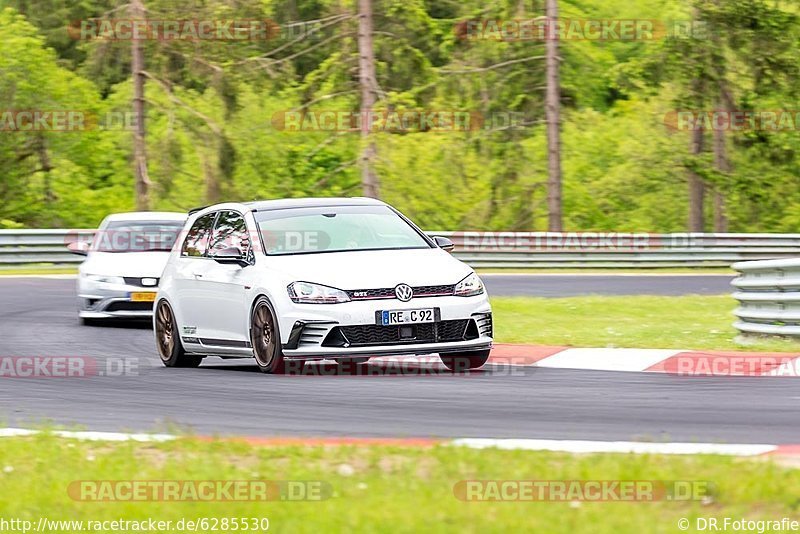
155, 300, 175, 361
155, 300, 202, 368
251, 298, 285, 373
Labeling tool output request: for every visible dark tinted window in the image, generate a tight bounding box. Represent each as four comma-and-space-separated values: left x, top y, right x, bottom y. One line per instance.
181, 213, 216, 257
209, 211, 250, 256
92, 220, 184, 253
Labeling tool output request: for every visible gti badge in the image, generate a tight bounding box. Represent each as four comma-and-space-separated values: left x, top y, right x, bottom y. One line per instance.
395, 284, 413, 302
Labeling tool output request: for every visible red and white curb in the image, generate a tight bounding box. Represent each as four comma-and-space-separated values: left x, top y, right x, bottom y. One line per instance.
1, 428, 798, 457
376, 344, 800, 377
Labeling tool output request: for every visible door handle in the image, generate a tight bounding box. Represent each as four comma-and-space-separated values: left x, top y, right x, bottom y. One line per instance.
192, 273, 203, 278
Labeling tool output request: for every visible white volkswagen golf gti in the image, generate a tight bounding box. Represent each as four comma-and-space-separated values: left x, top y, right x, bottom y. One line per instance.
153, 198, 493, 373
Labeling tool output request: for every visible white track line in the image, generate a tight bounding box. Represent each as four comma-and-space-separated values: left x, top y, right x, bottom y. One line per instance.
0, 428, 786, 456
451, 438, 777, 456
0, 428, 174, 442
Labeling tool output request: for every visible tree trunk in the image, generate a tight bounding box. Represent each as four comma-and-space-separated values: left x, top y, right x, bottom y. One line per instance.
131, 0, 151, 210
35, 134, 54, 203
203, 144, 220, 204
712, 107, 730, 232
545, 0, 562, 231
687, 124, 705, 232
357, 0, 379, 198
711, 17, 733, 234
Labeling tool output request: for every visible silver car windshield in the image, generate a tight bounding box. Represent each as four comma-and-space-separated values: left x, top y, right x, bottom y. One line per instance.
92, 221, 184, 253
254, 205, 432, 256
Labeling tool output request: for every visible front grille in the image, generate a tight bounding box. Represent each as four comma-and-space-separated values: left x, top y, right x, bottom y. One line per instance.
298, 322, 334, 347
474, 312, 493, 337
345, 284, 455, 301
106, 301, 154, 312
323, 319, 475, 347
123, 277, 159, 287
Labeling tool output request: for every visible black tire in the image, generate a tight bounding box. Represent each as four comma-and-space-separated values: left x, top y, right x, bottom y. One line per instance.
250, 296, 286, 374
79, 317, 101, 327
155, 300, 202, 368
439, 349, 491, 371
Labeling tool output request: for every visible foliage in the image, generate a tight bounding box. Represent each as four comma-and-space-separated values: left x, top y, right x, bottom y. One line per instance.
0, 0, 798, 231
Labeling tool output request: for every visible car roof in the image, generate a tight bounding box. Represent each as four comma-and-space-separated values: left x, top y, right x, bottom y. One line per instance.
186, 198, 389, 219
103, 211, 186, 222
244, 197, 386, 212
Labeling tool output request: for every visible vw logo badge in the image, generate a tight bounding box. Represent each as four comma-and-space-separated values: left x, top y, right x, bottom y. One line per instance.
395, 284, 413, 302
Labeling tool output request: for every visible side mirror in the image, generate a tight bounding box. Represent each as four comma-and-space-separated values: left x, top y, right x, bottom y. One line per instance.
67, 241, 89, 256
211, 246, 250, 267
433, 236, 455, 252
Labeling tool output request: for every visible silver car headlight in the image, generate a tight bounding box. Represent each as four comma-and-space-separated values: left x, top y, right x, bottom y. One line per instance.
454, 272, 485, 297
287, 282, 351, 304
84, 273, 125, 285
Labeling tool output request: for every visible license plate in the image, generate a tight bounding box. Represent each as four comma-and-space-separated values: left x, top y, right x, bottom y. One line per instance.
130, 292, 156, 302
379, 308, 435, 326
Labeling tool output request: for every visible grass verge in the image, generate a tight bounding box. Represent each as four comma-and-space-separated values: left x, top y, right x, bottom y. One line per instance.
0, 265, 77, 275
491, 295, 800, 352
0, 434, 798, 532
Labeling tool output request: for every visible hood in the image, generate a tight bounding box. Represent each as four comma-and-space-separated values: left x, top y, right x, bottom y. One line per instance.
266, 248, 472, 289
79, 251, 172, 278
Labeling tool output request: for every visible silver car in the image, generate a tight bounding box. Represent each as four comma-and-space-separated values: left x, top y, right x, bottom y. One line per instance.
68, 212, 186, 324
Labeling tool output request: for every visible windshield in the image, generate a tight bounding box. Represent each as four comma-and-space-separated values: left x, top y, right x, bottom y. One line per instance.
255, 205, 432, 256
91, 220, 184, 253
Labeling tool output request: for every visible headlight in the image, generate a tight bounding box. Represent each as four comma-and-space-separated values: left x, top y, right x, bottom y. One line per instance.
287, 282, 351, 304
84, 274, 125, 285
454, 272, 484, 297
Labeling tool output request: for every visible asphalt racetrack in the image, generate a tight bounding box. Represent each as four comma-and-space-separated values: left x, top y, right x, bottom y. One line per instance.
4, 274, 797, 445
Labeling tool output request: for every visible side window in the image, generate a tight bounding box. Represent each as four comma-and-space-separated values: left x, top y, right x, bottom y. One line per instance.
181, 213, 216, 257
209, 211, 250, 256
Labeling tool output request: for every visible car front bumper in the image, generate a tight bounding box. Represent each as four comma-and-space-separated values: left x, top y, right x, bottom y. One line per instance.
281, 337, 492, 359
77, 279, 158, 319
277, 294, 493, 359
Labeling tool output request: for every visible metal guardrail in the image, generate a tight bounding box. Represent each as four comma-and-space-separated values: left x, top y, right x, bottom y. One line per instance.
732, 258, 800, 337
0, 230, 95, 265
435, 232, 800, 268
1, 229, 800, 268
